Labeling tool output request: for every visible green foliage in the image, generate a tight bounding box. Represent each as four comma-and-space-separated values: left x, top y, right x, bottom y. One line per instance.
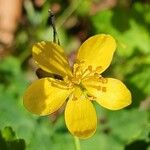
0, 1, 150, 150
0, 127, 25, 150
91, 3, 150, 57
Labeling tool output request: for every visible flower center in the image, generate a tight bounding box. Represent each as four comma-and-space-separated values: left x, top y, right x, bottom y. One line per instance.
49, 60, 107, 99
63, 60, 104, 89
71, 60, 102, 84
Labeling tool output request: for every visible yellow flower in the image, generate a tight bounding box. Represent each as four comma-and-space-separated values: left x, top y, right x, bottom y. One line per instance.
23, 34, 132, 139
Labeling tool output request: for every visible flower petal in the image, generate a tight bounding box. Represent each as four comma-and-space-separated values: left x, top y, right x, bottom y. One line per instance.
23, 78, 73, 116
65, 87, 97, 139
82, 78, 132, 110
77, 34, 116, 73
32, 41, 72, 77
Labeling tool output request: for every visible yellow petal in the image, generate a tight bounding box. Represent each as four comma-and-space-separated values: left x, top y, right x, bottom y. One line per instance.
23, 78, 72, 116
77, 34, 116, 73
32, 41, 72, 77
82, 78, 132, 110
65, 87, 97, 139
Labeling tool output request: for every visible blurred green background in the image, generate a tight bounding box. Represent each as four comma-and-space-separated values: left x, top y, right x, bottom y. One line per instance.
0, 0, 150, 150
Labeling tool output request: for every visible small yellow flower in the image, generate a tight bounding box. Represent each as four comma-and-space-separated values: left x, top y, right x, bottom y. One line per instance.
23, 34, 132, 139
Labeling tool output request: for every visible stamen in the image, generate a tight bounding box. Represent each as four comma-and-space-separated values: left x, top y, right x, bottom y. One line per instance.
82, 65, 102, 80
81, 68, 91, 78
99, 77, 108, 84
102, 87, 107, 92
88, 65, 92, 72
97, 86, 101, 91
82, 75, 100, 82
88, 95, 96, 101
95, 66, 102, 73
73, 63, 82, 77
83, 90, 96, 101
48, 78, 73, 89
71, 77, 80, 84
72, 95, 77, 101
94, 73, 100, 78
73, 63, 79, 75
64, 76, 70, 83
73, 60, 85, 75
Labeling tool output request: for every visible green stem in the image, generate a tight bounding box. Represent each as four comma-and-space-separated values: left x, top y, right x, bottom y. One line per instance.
74, 136, 81, 150
56, 0, 82, 29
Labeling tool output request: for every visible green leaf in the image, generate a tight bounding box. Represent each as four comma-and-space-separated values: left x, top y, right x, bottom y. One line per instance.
91, 3, 150, 57
0, 127, 26, 150
2, 127, 16, 141
107, 109, 150, 143
125, 140, 150, 150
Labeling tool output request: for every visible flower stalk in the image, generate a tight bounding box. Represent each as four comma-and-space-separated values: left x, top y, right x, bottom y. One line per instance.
74, 136, 81, 150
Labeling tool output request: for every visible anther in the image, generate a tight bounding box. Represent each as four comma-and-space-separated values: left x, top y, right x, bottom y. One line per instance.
71, 77, 80, 84
72, 96, 77, 101
64, 76, 69, 83
99, 77, 108, 84
102, 87, 107, 92
95, 66, 102, 73
76, 74, 82, 79
97, 86, 102, 91
73, 64, 79, 74
73, 63, 83, 77
50, 79, 73, 89
94, 73, 100, 78
88, 96, 96, 101
88, 65, 92, 72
